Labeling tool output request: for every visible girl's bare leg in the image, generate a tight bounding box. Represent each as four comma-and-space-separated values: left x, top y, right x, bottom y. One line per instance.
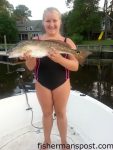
52, 79, 70, 146
35, 82, 53, 144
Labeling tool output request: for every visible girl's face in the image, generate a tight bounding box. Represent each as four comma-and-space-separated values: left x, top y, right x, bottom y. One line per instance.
43, 11, 61, 36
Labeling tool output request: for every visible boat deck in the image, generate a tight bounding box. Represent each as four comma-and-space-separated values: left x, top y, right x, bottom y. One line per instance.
0, 92, 85, 150
0, 91, 113, 150
0, 121, 85, 150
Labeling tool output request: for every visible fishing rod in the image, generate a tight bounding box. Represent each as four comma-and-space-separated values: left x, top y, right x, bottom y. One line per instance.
16, 67, 56, 130
16, 67, 43, 129
16, 68, 32, 111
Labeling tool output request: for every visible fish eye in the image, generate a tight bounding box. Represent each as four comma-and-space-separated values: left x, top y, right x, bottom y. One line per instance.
76, 50, 80, 54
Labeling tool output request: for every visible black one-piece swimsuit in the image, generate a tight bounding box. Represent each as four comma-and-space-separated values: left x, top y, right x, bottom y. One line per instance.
34, 38, 70, 90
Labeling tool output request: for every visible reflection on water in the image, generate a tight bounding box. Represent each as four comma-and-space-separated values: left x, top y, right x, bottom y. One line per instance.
0, 63, 113, 109
70, 64, 113, 108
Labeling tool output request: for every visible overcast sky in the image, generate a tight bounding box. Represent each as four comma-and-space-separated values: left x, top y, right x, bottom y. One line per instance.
8, 0, 105, 20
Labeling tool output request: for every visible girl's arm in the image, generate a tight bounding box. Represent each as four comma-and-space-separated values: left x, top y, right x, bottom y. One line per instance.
59, 38, 79, 71
48, 38, 79, 71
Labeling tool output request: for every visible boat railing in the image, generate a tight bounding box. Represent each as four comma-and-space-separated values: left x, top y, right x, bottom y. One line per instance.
0, 44, 16, 51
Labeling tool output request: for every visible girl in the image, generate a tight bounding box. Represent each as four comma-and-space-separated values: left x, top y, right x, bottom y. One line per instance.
24, 7, 79, 149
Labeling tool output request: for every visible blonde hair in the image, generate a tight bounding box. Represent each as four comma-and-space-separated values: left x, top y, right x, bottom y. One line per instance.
43, 7, 61, 20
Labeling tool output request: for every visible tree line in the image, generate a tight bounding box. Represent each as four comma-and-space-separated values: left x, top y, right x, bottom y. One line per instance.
0, 0, 108, 43
63, 0, 105, 43
0, 0, 31, 43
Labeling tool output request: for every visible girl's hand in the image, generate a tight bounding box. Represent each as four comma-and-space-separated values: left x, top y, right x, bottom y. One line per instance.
19, 50, 36, 71
48, 48, 63, 63
19, 50, 35, 61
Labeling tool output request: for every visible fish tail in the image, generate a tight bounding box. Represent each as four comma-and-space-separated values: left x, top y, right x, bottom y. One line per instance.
74, 50, 92, 65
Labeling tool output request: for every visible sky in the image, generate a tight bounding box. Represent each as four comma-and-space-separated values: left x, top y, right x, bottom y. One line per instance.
8, 0, 105, 20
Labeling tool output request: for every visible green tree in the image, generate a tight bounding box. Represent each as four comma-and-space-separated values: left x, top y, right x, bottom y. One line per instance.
0, 2, 32, 43
65, 0, 74, 8
0, 11, 18, 43
13, 5, 31, 21
109, 10, 113, 38
0, 0, 18, 43
65, 0, 102, 40
0, 0, 14, 15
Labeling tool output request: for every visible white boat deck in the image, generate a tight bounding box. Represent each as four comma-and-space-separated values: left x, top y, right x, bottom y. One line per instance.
0, 91, 113, 150
0, 121, 85, 150
0, 91, 85, 150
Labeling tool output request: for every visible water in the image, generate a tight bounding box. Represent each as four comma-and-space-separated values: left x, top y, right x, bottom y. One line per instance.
0, 63, 113, 109
70, 64, 113, 109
